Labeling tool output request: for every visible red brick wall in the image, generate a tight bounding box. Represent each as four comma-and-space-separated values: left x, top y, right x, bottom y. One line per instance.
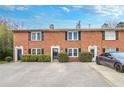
27, 31, 81, 55
68, 57, 79, 62
81, 31, 102, 55
13, 32, 29, 59
101, 31, 124, 52
13, 30, 124, 61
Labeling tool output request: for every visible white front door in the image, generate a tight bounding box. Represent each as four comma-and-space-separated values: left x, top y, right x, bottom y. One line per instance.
51, 46, 60, 62
88, 45, 97, 62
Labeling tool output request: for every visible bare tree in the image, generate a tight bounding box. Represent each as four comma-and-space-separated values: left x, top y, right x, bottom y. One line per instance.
0, 17, 24, 30
101, 19, 120, 29
107, 20, 119, 28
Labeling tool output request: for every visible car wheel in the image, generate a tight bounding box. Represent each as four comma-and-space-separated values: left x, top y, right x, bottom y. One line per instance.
114, 63, 124, 72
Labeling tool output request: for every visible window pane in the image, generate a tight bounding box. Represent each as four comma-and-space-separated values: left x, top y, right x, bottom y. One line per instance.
74, 49, 78, 56
68, 49, 72, 56
105, 48, 109, 53
68, 32, 73, 40
37, 49, 41, 54
32, 33, 36, 40
37, 32, 41, 40
105, 31, 116, 40
32, 49, 36, 54
73, 32, 78, 40
110, 48, 116, 52
105, 48, 116, 53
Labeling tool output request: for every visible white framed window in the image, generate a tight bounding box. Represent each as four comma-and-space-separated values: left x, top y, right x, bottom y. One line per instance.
31, 32, 41, 41
67, 48, 79, 57
31, 48, 42, 54
67, 31, 78, 40
105, 31, 116, 40
105, 48, 117, 53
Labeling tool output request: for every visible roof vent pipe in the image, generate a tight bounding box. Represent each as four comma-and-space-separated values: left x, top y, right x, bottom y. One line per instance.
89, 24, 91, 29
76, 20, 81, 29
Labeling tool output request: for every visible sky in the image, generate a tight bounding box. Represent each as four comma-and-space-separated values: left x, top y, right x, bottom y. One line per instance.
0, 5, 124, 29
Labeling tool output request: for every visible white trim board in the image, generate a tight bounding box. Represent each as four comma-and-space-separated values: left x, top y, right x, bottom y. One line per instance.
15, 46, 23, 62
88, 45, 97, 61
51, 45, 60, 62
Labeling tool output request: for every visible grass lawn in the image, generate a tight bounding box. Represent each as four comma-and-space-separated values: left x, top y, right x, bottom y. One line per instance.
0, 61, 13, 64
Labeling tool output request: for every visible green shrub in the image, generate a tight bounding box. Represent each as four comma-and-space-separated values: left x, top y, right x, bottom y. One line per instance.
79, 52, 92, 62
42, 55, 51, 62
5, 48, 13, 57
37, 54, 51, 62
5, 56, 13, 62
21, 54, 51, 62
30, 55, 38, 62
0, 48, 13, 61
37, 55, 44, 62
58, 53, 68, 62
21, 55, 30, 62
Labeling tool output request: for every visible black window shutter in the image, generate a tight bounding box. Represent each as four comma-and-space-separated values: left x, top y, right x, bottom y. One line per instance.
65, 32, 67, 40
116, 48, 119, 51
42, 32, 44, 40
79, 48, 81, 53
28, 32, 31, 41
42, 49, 44, 54
103, 48, 105, 53
65, 48, 67, 54
102, 31, 105, 40
116, 31, 118, 40
78, 31, 81, 40
28, 48, 31, 54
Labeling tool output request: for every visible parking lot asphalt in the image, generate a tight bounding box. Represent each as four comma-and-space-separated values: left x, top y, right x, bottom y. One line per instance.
0, 62, 111, 87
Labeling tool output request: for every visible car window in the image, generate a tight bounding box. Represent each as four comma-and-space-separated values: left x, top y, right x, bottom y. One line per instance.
100, 53, 111, 57
111, 53, 124, 59
104, 53, 111, 57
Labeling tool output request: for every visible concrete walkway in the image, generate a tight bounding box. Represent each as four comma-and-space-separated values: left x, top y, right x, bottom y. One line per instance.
89, 62, 124, 87
0, 62, 110, 87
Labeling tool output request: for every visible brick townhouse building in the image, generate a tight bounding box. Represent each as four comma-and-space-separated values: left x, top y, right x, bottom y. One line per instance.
13, 28, 124, 62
